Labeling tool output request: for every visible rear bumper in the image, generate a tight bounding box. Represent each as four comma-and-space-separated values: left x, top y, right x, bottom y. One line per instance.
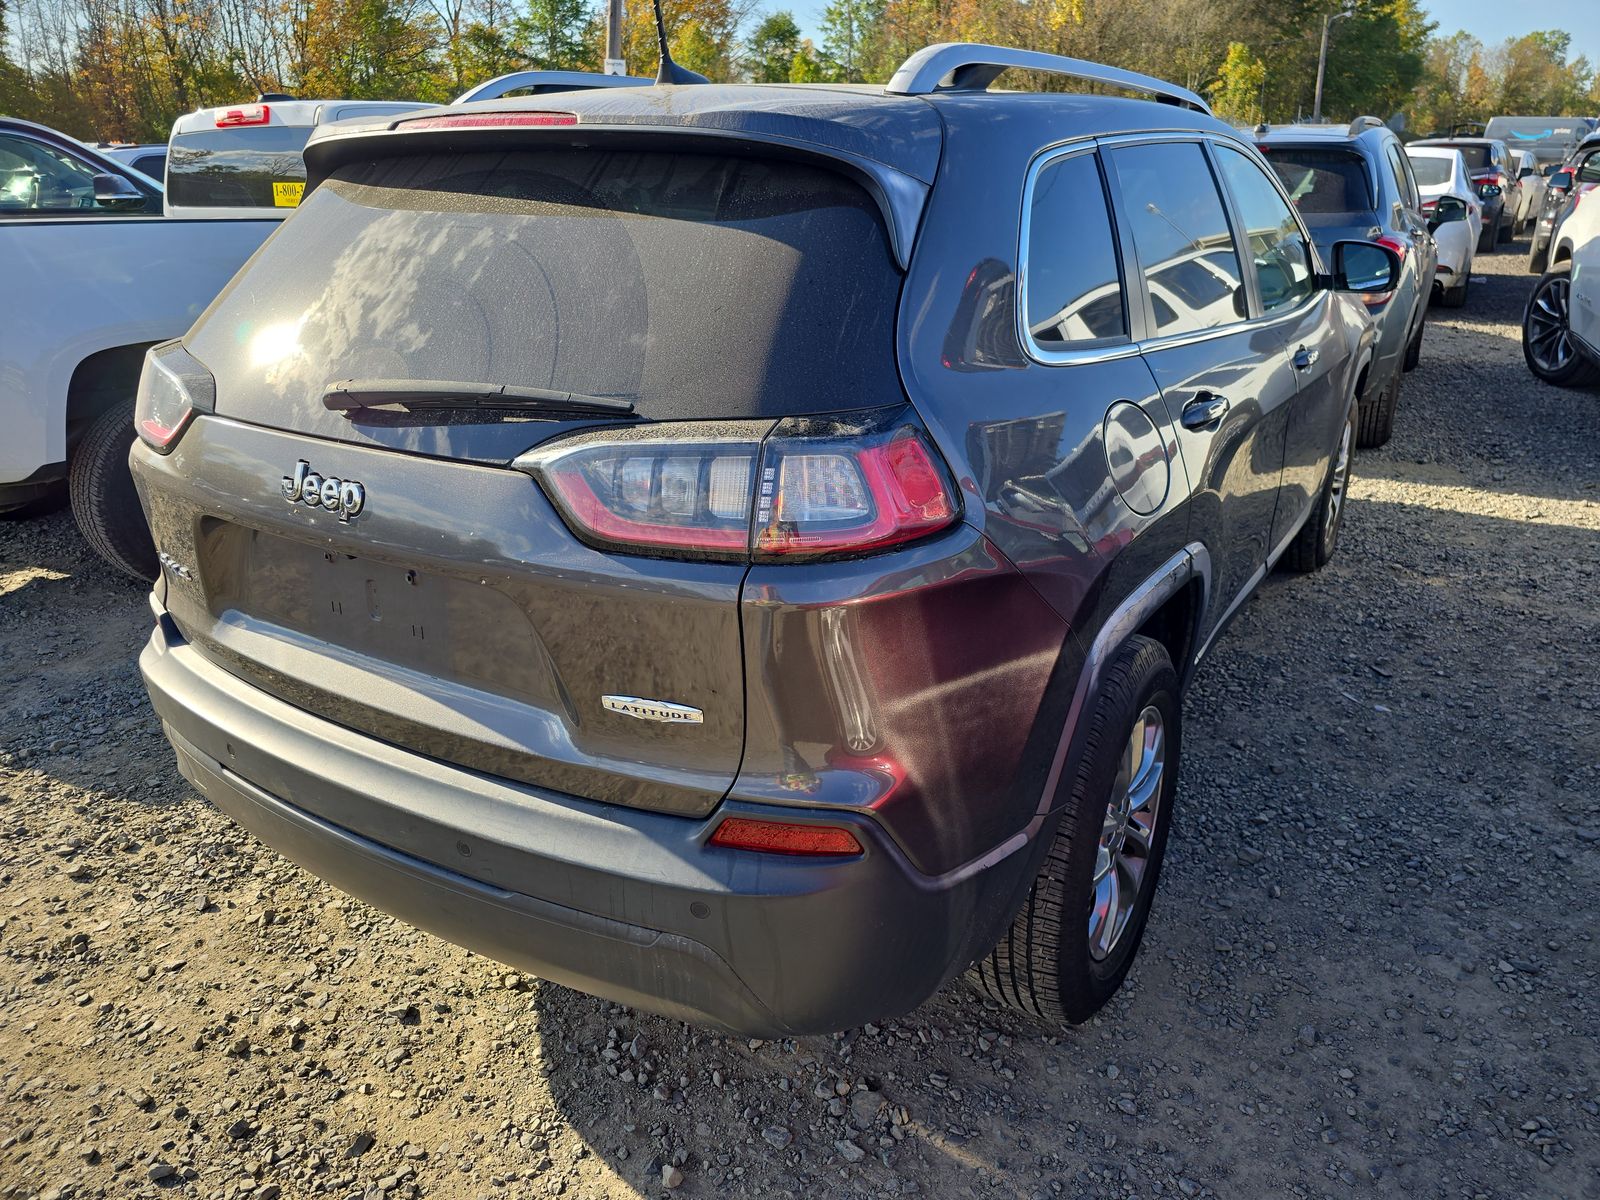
140, 607, 1038, 1035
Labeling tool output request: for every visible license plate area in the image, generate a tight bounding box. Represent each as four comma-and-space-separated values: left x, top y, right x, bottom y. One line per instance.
204, 523, 542, 702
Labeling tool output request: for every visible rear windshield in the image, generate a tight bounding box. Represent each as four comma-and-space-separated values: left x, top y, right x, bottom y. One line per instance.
1427, 142, 1490, 170
1261, 148, 1374, 223
1407, 155, 1452, 186
167, 127, 310, 208
187, 148, 902, 425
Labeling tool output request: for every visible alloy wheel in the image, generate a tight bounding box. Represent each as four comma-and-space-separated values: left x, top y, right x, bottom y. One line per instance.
1324, 416, 1353, 541
1527, 276, 1575, 372
1089, 705, 1166, 961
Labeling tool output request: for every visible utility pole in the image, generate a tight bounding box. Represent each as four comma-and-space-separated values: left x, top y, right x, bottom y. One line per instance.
1312, 5, 1355, 122
604, 0, 625, 75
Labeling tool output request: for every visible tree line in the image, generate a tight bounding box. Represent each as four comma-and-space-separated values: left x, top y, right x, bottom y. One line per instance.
2, 0, 1596, 144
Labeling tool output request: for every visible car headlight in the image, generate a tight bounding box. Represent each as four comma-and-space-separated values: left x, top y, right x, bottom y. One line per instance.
135, 341, 215, 453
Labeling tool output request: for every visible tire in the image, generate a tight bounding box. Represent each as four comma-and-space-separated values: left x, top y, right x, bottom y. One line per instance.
1523, 264, 1600, 388
968, 635, 1180, 1025
1478, 210, 1498, 254
1528, 237, 1549, 275
68, 398, 158, 581
1402, 309, 1424, 370
1440, 264, 1471, 309
1498, 209, 1514, 243
1355, 364, 1400, 448
1283, 402, 1355, 573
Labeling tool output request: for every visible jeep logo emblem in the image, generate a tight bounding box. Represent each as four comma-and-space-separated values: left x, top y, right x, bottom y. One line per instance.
282, 460, 365, 522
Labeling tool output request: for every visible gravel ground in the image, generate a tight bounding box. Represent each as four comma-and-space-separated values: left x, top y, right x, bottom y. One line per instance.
2, 242, 1598, 1200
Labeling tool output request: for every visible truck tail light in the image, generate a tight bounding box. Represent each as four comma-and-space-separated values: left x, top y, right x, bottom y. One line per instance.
515, 410, 959, 563
135, 342, 215, 454
216, 104, 270, 127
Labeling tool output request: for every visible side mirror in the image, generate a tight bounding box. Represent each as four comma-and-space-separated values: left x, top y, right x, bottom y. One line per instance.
1549, 169, 1574, 194
1543, 163, 1564, 178
1518, 166, 1534, 179
1479, 183, 1503, 199
1330, 240, 1401, 294
92, 172, 145, 211
1429, 196, 1468, 231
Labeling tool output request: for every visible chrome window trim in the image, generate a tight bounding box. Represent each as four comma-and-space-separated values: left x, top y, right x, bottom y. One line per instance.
1016, 129, 1329, 369
1016, 137, 1140, 366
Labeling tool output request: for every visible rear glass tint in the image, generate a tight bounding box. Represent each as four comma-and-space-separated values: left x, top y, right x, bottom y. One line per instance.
1429, 143, 1490, 170
1408, 155, 1452, 187
1262, 148, 1374, 222
187, 148, 903, 432
167, 127, 310, 207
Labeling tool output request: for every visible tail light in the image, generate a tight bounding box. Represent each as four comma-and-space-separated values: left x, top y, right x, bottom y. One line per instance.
708, 816, 863, 856
216, 104, 270, 127
515, 409, 960, 563
1420, 198, 1437, 215
135, 341, 215, 453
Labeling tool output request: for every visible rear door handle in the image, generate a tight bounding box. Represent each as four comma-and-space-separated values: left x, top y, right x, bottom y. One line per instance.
1180, 392, 1229, 430
1293, 346, 1319, 371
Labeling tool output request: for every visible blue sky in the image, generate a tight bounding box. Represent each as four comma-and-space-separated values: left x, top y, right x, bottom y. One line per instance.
785, 0, 1600, 65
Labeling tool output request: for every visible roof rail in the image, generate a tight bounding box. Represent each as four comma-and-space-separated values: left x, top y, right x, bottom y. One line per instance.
884, 43, 1211, 114
455, 69, 651, 105
1347, 114, 1385, 136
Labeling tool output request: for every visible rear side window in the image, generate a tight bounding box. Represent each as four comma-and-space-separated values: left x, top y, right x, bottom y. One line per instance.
1109, 141, 1246, 339
1385, 143, 1419, 209
1024, 151, 1126, 349
130, 153, 166, 180
167, 127, 310, 208
186, 148, 903, 421
1262, 147, 1374, 221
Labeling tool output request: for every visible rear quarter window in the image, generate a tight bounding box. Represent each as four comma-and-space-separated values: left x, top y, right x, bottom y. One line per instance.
1023, 150, 1127, 349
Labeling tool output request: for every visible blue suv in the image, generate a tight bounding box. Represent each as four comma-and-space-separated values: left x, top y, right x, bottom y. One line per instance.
1255, 118, 1438, 448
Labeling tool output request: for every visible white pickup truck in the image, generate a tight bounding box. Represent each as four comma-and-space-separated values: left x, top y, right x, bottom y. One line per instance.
0, 98, 428, 578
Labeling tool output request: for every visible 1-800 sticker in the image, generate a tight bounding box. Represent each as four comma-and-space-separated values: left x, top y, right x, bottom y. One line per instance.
272, 181, 305, 207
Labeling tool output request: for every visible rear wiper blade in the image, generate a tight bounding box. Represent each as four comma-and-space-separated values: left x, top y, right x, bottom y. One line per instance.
323, 379, 636, 417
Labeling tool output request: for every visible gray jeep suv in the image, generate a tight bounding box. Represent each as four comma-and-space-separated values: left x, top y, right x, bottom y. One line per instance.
132, 44, 1395, 1035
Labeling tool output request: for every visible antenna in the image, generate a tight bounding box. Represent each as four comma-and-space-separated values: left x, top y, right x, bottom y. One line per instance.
651, 0, 709, 85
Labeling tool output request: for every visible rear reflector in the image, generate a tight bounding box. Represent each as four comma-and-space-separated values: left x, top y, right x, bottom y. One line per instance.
708, 817, 863, 856
216, 104, 270, 127
400, 112, 578, 130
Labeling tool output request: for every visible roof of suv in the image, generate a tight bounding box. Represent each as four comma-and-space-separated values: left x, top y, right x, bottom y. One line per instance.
305, 79, 1238, 188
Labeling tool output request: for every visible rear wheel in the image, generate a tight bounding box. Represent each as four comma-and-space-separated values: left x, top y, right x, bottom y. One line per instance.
1478, 210, 1498, 253
68, 398, 157, 581
1440, 262, 1471, 309
1284, 402, 1354, 573
1524, 265, 1600, 388
1528, 235, 1549, 275
968, 636, 1179, 1025
1355, 365, 1399, 448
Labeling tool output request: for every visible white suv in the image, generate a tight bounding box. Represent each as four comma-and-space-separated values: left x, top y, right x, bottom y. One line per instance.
166, 96, 433, 220
1523, 187, 1600, 387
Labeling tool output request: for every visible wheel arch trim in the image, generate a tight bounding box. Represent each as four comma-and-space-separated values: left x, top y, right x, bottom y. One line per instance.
1033, 542, 1209, 818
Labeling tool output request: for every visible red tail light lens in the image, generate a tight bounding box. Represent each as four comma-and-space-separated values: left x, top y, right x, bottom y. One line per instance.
216, 104, 269, 127
516, 411, 960, 562
754, 429, 956, 558
708, 817, 863, 856
135, 342, 216, 454
400, 112, 577, 130
1420, 198, 1437, 214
